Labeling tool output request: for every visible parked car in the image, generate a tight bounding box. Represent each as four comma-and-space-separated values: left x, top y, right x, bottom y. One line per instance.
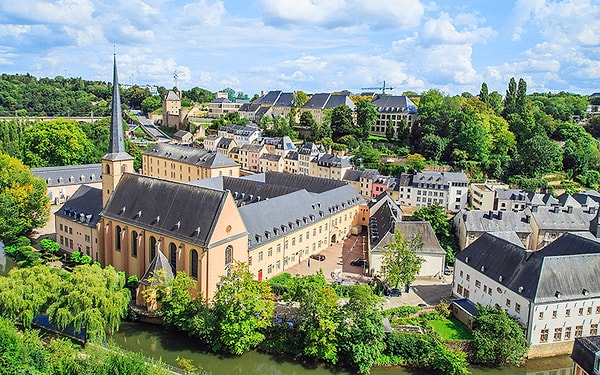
350, 258, 368, 267
310, 254, 326, 261
444, 266, 452, 275
384, 288, 402, 297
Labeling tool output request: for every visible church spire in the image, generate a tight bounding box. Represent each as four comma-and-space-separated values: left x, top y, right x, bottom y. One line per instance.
108, 53, 127, 155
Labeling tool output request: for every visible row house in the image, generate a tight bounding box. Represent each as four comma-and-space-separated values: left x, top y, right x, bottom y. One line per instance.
260, 153, 284, 173
453, 232, 600, 358
298, 142, 325, 175
239, 91, 293, 124
236, 144, 267, 173
284, 151, 299, 174
141, 143, 240, 182
453, 206, 599, 251
217, 124, 262, 147
207, 97, 247, 118
309, 153, 352, 180
216, 137, 237, 156
369, 95, 418, 136
398, 171, 469, 213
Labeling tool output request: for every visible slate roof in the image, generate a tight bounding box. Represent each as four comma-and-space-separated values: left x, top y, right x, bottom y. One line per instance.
458, 210, 533, 234
371, 95, 417, 114
413, 171, 468, 185
101, 173, 231, 248
456, 232, 600, 304
276, 136, 296, 151
104, 55, 133, 162
32, 164, 102, 187
571, 336, 600, 374
285, 151, 299, 160
260, 170, 349, 193
273, 92, 293, 106
343, 169, 362, 182
452, 298, 477, 316
165, 91, 180, 101
260, 153, 282, 162
173, 130, 191, 139
56, 185, 103, 228
188, 176, 300, 205
315, 154, 351, 168
326, 94, 356, 110
241, 183, 363, 249
398, 173, 414, 187
216, 138, 235, 149
139, 250, 174, 286
254, 90, 282, 105
527, 206, 596, 231
143, 143, 238, 168
303, 93, 330, 109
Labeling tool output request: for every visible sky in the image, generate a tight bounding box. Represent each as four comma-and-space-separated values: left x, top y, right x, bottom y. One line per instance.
0, 0, 599, 97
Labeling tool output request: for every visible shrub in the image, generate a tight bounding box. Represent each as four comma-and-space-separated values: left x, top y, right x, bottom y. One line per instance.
70, 251, 82, 264
40, 238, 60, 254
80, 255, 93, 265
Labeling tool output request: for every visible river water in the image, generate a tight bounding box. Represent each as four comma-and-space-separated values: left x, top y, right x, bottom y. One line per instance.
111, 321, 574, 375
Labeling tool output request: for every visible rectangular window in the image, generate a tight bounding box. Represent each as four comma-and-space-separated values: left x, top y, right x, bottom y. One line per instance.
292, 237, 296, 246
591, 324, 598, 336
552, 310, 557, 319
540, 329, 549, 343
60, 223, 63, 231
69, 239, 73, 249
515, 303, 521, 313
85, 235, 91, 242
268, 247, 272, 257
575, 325, 583, 338
564, 327, 571, 340
566, 309, 571, 317
588, 307, 593, 315
306, 231, 309, 239
457, 284, 463, 295
276, 260, 281, 270
277, 244, 281, 253
579, 308, 584, 316
466, 274, 470, 281
538, 311, 544, 320
69, 227, 72, 234
553, 328, 562, 341
60, 235, 64, 245
267, 265, 272, 274
475, 280, 481, 288
506, 299, 511, 308
258, 251, 263, 261
248, 256, 252, 266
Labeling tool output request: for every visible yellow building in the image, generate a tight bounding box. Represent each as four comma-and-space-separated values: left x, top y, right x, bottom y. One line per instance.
141, 143, 240, 182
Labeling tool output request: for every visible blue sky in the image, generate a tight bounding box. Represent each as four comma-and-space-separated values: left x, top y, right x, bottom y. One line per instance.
0, 0, 598, 97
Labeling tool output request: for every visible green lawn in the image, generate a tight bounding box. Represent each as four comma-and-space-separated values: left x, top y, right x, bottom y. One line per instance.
428, 317, 473, 340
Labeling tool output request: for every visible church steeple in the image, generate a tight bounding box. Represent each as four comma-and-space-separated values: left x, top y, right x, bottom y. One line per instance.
109, 53, 127, 155
102, 53, 134, 206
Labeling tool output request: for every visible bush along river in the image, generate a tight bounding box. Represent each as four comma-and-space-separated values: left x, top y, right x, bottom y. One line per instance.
110, 321, 574, 375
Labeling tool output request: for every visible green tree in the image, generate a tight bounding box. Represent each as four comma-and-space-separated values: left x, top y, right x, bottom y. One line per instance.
337, 285, 385, 374
47, 264, 130, 341
502, 77, 517, 118
21, 119, 97, 167
141, 95, 162, 114
160, 271, 196, 330
330, 105, 354, 139
182, 87, 215, 103
292, 91, 309, 109
516, 78, 528, 115
0, 153, 49, 242
479, 82, 489, 107
472, 305, 529, 366
512, 133, 563, 177
382, 229, 425, 289
356, 99, 378, 139
406, 153, 426, 172
385, 122, 395, 141
410, 203, 450, 238
212, 262, 274, 355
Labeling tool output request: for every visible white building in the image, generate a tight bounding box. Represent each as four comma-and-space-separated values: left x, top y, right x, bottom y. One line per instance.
398, 171, 469, 213
453, 232, 600, 358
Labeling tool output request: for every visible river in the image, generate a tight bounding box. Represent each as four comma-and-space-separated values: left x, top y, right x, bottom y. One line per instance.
110, 321, 574, 375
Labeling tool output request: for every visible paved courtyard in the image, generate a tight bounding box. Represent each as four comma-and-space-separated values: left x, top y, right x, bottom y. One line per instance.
283, 232, 453, 309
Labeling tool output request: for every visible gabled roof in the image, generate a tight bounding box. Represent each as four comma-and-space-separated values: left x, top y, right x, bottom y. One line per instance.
343, 169, 362, 182
527, 206, 595, 231
254, 90, 282, 105
139, 251, 174, 286
143, 143, 238, 168
413, 171, 468, 185
101, 173, 230, 248
303, 93, 330, 109
273, 92, 293, 106
456, 232, 600, 303
32, 164, 102, 187
260, 153, 282, 162
315, 153, 351, 168
56, 185, 103, 228
371, 95, 417, 114
457, 210, 533, 233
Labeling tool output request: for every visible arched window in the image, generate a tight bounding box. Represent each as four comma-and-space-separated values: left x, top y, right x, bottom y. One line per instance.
115, 226, 122, 251
225, 245, 233, 267
121, 164, 128, 173
190, 249, 199, 279
105, 164, 110, 174
131, 231, 138, 258
169, 242, 177, 272
149, 236, 157, 260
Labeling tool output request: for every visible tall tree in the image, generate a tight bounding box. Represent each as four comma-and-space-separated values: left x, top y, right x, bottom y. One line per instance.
502, 77, 517, 118
337, 285, 385, 374
479, 82, 489, 107
472, 305, 529, 366
355, 99, 378, 139
512, 133, 563, 177
516, 78, 528, 115
330, 105, 354, 139
0, 153, 49, 242
382, 229, 425, 289
211, 262, 274, 355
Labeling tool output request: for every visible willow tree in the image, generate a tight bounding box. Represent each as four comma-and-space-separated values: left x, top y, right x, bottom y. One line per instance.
382, 229, 425, 289
47, 264, 130, 341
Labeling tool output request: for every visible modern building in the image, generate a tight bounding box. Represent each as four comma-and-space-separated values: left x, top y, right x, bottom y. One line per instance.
300, 93, 356, 125
453, 232, 600, 358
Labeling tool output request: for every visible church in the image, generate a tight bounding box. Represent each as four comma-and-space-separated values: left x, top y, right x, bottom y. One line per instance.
54, 56, 365, 300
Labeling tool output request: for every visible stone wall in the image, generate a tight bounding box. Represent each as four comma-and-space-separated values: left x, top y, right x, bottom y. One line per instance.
528, 341, 574, 359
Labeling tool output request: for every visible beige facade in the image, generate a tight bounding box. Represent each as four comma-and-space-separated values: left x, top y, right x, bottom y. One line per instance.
259, 154, 285, 173
248, 205, 359, 281
55, 215, 99, 259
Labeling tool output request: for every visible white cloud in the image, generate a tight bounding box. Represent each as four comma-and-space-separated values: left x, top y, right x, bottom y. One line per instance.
180, 0, 227, 28
421, 12, 495, 44
0, 0, 95, 26
257, 0, 425, 30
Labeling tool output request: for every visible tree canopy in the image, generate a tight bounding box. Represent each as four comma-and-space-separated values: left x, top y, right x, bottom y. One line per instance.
0, 153, 49, 242
382, 229, 425, 288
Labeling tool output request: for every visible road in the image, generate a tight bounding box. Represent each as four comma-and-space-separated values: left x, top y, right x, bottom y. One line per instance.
131, 110, 170, 143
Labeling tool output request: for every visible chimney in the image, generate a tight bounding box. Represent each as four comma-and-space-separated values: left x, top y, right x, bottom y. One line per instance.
532, 205, 538, 213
